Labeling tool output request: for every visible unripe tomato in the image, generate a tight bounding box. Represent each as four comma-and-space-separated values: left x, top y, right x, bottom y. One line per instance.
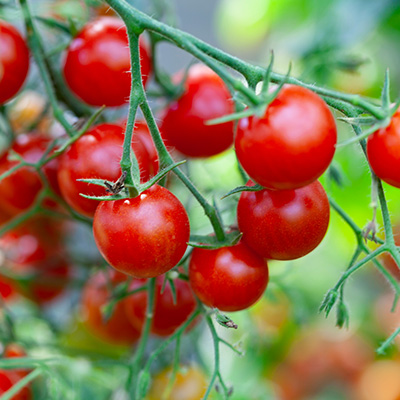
147, 365, 208, 400
0, 20, 30, 105
93, 185, 190, 278
63, 17, 151, 107
189, 240, 269, 311
0, 133, 60, 222
237, 180, 330, 260
235, 85, 337, 190
367, 108, 400, 188
81, 270, 141, 346
161, 64, 234, 158
57, 123, 158, 218
124, 275, 198, 337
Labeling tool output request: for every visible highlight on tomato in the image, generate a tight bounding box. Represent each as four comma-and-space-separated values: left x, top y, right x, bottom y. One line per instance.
237, 180, 330, 260
161, 64, 234, 158
0, 19, 30, 105
93, 184, 190, 278
235, 84, 337, 190
124, 274, 198, 337
63, 16, 152, 107
189, 239, 269, 312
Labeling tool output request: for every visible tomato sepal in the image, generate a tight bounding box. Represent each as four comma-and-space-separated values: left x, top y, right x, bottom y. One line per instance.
189, 231, 242, 249
221, 183, 263, 199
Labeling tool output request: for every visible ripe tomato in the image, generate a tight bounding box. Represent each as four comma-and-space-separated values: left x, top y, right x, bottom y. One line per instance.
367, 108, 400, 188
93, 185, 190, 278
0, 344, 31, 400
147, 365, 208, 400
235, 85, 337, 190
63, 17, 151, 107
0, 20, 30, 105
161, 64, 234, 158
0, 133, 60, 223
237, 180, 330, 260
124, 275, 198, 337
57, 123, 158, 218
0, 274, 16, 301
189, 240, 269, 311
81, 270, 141, 345
0, 217, 70, 304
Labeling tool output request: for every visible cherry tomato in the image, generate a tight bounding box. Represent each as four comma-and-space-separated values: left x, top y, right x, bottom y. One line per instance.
0, 217, 70, 304
63, 17, 151, 107
147, 365, 208, 400
124, 275, 198, 337
235, 85, 337, 190
237, 180, 330, 260
81, 270, 141, 345
93, 185, 190, 278
0, 344, 31, 400
367, 108, 400, 188
189, 240, 269, 311
0, 20, 30, 105
0, 133, 60, 222
161, 64, 234, 158
57, 123, 158, 218
0, 275, 16, 301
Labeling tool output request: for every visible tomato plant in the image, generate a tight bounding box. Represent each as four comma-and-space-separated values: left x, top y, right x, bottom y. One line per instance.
235, 85, 337, 190
63, 16, 151, 107
161, 64, 234, 158
57, 123, 158, 218
93, 184, 190, 278
237, 180, 330, 260
367, 108, 400, 188
189, 240, 269, 311
124, 275, 198, 337
0, 20, 30, 105
81, 270, 141, 346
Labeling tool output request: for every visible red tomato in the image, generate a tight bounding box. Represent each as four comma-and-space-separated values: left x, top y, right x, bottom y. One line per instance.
57, 123, 158, 218
235, 85, 337, 190
93, 185, 190, 278
189, 240, 269, 311
237, 180, 330, 260
124, 275, 198, 337
81, 270, 141, 345
0, 20, 30, 105
63, 17, 151, 107
0, 344, 31, 400
161, 64, 234, 158
0, 275, 16, 301
0, 217, 70, 304
0, 133, 60, 222
367, 108, 400, 188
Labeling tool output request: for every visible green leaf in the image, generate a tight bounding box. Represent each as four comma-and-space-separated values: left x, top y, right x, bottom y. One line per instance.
222, 183, 264, 199
215, 310, 238, 329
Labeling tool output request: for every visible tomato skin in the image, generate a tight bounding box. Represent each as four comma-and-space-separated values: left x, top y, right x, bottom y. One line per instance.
0, 20, 30, 105
161, 64, 234, 158
235, 85, 337, 190
93, 185, 190, 278
147, 365, 208, 400
81, 270, 141, 345
367, 108, 400, 188
0, 133, 60, 222
237, 180, 330, 260
63, 17, 151, 107
189, 240, 269, 312
57, 123, 158, 218
124, 275, 198, 337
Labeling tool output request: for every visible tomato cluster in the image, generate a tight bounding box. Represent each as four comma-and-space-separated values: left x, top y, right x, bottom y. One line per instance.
0, 10, 349, 399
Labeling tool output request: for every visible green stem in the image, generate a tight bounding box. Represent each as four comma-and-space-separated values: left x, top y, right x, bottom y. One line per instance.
19, 0, 75, 137
377, 326, 400, 355
0, 368, 42, 400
